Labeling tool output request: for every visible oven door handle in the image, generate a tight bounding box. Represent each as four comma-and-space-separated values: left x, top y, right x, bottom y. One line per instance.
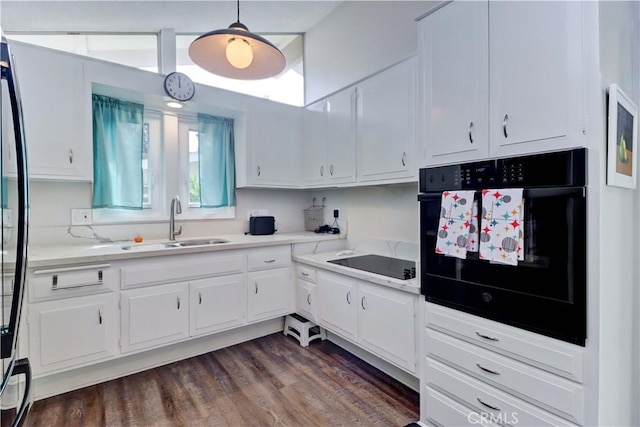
419, 187, 585, 201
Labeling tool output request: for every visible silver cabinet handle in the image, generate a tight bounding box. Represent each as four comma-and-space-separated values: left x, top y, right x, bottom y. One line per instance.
98, 309, 103, 325
361, 296, 367, 310
51, 270, 104, 290
346, 291, 352, 304
502, 114, 509, 138
257, 166, 261, 176
476, 331, 499, 342
330, 164, 334, 176
264, 259, 276, 264
177, 296, 181, 310
468, 121, 474, 144
199, 292, 202, 305
255, 282, 259, 294
477, 397, 500, 411
307, 294, 311, 305
320, 166, 324, 177
69, 149, 74, 164
401, 152, 407, 166
301, 272, 309, 277
476, 363, 500, 375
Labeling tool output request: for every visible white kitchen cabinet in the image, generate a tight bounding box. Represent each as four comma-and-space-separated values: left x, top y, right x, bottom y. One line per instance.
242, 102, 302, 188
357, 57, 416, 182
120, 282, 189, 353
419, 1, 584, 166
189, 274, 246, 336
357, 282, 416, 372
28, 293, 117, 375
316, 271, 358, 341
302, 90, 357, 186
8, 42, 91, 180
247, 268, 292, 323
295, 279, 317, 322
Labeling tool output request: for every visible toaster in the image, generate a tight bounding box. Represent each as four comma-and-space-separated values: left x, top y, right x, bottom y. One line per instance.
249, 216, 276, 235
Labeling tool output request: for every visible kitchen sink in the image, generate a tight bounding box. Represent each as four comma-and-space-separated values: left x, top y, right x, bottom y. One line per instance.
121, 238, 229, 251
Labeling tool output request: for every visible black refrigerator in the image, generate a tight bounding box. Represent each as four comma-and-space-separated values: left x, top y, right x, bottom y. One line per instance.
0, 37, 32, 427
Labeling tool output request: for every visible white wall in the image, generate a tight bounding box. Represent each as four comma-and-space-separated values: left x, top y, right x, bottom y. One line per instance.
304, 0, 434, 103
597, 2, 640, 425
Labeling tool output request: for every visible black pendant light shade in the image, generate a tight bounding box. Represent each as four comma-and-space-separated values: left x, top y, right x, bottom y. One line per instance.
189, 0, 286, 80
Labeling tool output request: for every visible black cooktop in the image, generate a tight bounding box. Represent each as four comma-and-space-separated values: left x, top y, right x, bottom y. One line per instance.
328, 254, 416, 280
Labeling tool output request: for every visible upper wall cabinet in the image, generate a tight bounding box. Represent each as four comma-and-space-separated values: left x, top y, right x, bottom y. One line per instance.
419, 1, 584, 166
7, 42, 92, 181
302, 88, 357, 186
357, 57, 417, 182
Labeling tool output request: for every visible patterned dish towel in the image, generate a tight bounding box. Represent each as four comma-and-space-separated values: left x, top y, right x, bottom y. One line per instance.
434, 190, 476, 259
479, 188, 525, 266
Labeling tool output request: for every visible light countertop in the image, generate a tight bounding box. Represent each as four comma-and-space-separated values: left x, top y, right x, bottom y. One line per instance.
26, 232, 345, 268
293, 250, 420, 295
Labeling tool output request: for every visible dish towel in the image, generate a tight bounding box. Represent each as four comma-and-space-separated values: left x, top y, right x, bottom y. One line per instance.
466, 199, 480, 253
435, 190, 476, 259
479, 188, 525, 266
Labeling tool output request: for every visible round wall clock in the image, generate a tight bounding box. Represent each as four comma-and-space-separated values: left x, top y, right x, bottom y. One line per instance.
163, 72, 195, 101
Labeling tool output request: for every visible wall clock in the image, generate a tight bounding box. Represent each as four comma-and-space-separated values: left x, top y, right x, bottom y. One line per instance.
163, 72, 195, 101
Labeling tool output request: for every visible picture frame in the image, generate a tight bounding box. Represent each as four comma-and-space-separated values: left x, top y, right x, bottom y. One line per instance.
607, 83, 638, 189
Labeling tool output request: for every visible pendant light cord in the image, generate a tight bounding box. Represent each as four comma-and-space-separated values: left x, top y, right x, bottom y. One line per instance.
236, 0, 240, 23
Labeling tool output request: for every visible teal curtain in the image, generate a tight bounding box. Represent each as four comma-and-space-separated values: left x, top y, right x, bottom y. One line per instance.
92, 94, 144, 209
197, 113, 236, 207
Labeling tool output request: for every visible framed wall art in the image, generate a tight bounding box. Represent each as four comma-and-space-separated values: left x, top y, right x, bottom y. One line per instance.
607, 83, 638, 189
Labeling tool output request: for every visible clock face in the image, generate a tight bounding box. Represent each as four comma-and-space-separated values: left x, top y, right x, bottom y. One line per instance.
164, 72, 195, 101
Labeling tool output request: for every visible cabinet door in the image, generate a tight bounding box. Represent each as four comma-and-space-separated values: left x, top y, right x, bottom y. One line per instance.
295, 279, 316, 322
420, 1, 489, 165
247, 268, 292, 322
121, 283, 189, 353
10, 43, 91, 180
326, 89, 357, 184
489, 1, 582, 156
190, 275, 246, 336
246, 103, 302, 187
302, 100, 328, 185
357, 283, 416, 372
357, 58, 416, 182
29, 293, 116, 375
316, 271, 358, 341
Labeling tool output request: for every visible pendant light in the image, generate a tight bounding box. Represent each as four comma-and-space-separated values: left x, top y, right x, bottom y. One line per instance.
189, 0, 286, 80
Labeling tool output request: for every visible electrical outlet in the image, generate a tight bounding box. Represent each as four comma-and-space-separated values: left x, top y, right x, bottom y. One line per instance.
247, 209, 260, 220
71, 208, 93, 225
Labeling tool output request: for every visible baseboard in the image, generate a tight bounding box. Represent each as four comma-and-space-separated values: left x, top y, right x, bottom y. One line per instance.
32, 318, 284, 400
326, 332, 419, 392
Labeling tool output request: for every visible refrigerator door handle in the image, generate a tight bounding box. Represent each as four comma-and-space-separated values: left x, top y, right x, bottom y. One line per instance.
10, 358, 31, 427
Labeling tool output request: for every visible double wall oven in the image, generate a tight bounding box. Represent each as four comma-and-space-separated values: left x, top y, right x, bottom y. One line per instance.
418, 149, 587, 346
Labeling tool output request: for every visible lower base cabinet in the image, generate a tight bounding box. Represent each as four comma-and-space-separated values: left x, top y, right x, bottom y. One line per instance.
190, 274, 246, 336
28, 293, 117, 375
121, 283, 189, 353
295, 278, 317, 322
247, 268, 292, 322
316, 271, 358, 341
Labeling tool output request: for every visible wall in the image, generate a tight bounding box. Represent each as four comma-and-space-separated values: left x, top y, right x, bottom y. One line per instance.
597, 1, 640, 425
304, 0, 434, 103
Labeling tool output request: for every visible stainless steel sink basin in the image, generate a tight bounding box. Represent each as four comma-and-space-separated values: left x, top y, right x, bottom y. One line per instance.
164, 238, 229, 248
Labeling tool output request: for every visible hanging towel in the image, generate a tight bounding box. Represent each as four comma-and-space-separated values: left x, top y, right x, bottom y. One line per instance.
435, 190, 476, 259
479, 188, 524, 266
466, 198, 480, 253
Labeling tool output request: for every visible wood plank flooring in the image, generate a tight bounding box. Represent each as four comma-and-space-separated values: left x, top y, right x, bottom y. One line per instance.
19, 333, 419, 426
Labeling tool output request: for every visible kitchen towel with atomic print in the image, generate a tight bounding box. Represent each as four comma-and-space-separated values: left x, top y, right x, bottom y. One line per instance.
434, 190, 476, 259
479, 188, 524, 266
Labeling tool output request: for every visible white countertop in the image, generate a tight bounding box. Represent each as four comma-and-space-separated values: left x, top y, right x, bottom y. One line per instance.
27, 232, 345, 268
293, 250, 420, 295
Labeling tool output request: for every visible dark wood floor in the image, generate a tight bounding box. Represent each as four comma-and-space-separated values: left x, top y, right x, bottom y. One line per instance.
19, 333, 419, 426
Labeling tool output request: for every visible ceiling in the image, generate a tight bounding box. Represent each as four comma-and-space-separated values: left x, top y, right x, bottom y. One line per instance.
0, 1, 343, 34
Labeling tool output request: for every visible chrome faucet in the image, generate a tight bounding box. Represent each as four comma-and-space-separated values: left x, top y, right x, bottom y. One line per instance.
169, 195, 182, 240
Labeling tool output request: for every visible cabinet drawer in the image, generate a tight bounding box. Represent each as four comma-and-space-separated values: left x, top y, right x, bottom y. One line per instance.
120, 254, 244, 289
425, 387, 497, 427
426, 329, 584, 425
29, 264, 114, 302
426, 357, 579, 426
247, 246, 291, 271
426, 303, 584, 382
296, 265, 316, 282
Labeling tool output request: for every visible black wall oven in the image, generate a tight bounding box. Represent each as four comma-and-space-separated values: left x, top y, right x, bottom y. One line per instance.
418, 149, 587, 346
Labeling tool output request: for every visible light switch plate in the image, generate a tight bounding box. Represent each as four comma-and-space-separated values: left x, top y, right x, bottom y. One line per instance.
71, 208, 93, 225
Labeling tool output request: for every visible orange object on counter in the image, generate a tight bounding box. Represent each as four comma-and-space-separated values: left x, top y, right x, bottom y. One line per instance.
134, 236, 143, 243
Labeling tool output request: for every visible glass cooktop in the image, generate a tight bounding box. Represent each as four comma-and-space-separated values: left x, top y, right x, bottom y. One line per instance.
328, 254, 416, 280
